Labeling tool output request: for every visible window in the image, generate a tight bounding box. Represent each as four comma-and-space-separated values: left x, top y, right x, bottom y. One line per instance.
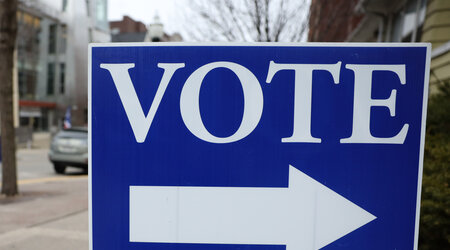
47, 63, 55, 95
111, 27, 120, 35
59, 63, 65, 94
59, 24, 67, 53
95, 0, 108, 30
48, 24, 57, 54
85, 0, 91, 16
18, 70, 26, 97
18, 69, 37, 99
84, 108, 88, 124
62, 0, 68, 12
390, 0, 427, 42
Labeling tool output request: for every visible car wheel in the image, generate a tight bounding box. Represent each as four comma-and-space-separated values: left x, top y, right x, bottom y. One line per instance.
54, 164, 66, 174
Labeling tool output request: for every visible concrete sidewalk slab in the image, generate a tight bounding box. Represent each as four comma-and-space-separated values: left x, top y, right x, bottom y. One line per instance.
0, 211, 88, 250
0, 177, 88, 250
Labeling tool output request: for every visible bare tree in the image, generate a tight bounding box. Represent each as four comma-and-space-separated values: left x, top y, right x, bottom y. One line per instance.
184, 0, 310, 42
0, 0, 18, 196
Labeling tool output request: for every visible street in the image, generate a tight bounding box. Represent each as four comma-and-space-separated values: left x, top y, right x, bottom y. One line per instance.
1, 133, 86, 180
0, 133, 88, 250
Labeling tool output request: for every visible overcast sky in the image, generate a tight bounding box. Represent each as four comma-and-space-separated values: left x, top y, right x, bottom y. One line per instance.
108, 0, 188, 34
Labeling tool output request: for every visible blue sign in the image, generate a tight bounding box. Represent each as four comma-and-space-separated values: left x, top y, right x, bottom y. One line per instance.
90, 44, 430, 250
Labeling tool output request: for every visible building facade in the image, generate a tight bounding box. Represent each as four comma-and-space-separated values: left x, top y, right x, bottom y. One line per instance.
308, 0, 450, 93
16, 0, 110, 131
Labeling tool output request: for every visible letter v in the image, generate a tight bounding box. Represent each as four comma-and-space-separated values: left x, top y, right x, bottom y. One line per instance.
100, 63, 185, 143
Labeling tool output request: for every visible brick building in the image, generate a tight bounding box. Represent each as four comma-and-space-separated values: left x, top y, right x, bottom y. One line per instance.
110, 15, 182, 43
309, 0, 364, 42
110, 15, 147, 34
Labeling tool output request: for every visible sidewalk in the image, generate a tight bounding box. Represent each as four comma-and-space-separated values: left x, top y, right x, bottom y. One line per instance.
0, 176, 88, 250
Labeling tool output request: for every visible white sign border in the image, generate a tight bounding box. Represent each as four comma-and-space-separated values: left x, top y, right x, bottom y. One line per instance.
88, 42, 431, 250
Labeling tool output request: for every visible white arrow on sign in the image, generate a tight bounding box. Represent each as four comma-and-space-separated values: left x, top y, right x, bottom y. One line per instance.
130, 165, 376, 250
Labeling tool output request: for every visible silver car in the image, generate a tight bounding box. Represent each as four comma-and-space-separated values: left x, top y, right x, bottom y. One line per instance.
49, 127, 88, 174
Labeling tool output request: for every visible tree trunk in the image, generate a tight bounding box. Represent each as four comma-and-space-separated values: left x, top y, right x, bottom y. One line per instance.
0, 0, 18, 196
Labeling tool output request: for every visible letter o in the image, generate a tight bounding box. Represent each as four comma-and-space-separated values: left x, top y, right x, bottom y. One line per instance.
180, 62, 263, 143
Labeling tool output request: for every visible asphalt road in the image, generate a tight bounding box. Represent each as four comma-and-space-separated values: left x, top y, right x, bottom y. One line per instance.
0, 148, 86, 181
1, 131, 86, 181
18, 148, 86, 179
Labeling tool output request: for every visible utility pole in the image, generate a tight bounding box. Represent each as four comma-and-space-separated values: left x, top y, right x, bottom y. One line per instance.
0, 0, 18, 196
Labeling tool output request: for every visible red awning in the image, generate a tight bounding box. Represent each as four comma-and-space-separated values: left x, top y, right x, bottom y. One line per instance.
19, 100, 57, 108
